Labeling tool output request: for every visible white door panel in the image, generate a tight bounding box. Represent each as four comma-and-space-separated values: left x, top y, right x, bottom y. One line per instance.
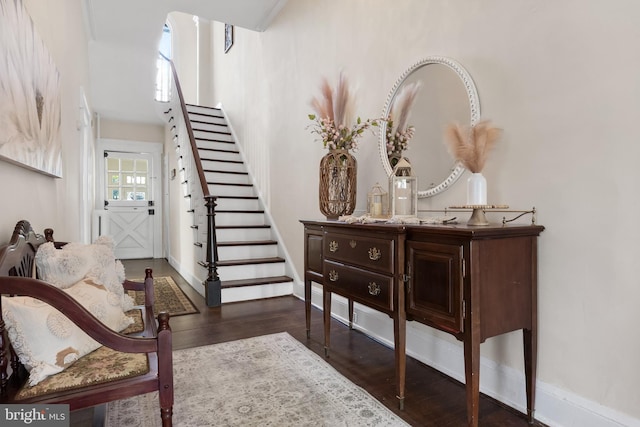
96, 141, 163, 260
108, 207, 153, 259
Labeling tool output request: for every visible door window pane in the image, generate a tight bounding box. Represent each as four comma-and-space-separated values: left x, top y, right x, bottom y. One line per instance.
105, 154, 149, 203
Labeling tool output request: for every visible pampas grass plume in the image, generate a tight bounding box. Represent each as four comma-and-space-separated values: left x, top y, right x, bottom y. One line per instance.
310, 72, 355, 128
310, 78, 333, 121
391, 81, 421, 133
445, 120, 501, 173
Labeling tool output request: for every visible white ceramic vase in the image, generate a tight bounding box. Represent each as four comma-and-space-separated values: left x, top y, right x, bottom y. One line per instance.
467, 172, 487, 205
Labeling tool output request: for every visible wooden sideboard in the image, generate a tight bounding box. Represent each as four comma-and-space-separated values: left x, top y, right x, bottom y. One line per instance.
301, 219, 544, 426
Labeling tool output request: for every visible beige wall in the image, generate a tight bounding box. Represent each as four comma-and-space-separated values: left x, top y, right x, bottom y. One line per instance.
208, 0, 640, 422
168, 12, 215, 108
99, 118, 164, 142
0, 0, 91, 242
169, 12, 199, 105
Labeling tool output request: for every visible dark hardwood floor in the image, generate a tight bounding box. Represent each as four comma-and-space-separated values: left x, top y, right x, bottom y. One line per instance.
72, 258, 546, 427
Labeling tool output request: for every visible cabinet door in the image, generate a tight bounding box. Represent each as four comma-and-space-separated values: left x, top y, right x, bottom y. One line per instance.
305, 231, 323, 275
407, 241, 464, 335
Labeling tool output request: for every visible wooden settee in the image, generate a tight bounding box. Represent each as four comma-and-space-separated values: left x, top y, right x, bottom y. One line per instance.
0, 220, 173, 426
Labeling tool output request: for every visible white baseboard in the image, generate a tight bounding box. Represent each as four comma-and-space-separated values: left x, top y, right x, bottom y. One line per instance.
293, 281, 639, 427
168, 255, 204, 296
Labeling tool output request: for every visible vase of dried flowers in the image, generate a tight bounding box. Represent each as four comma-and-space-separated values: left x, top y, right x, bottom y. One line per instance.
445, 120, 501, 205
308, 72, 377, 219
319, 149, 357, 219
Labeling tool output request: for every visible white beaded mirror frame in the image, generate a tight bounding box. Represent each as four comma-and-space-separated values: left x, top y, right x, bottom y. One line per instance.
379, 56, 481, 198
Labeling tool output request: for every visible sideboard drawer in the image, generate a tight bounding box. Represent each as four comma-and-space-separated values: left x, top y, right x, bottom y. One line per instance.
324, 232, 394, 274
324, 259, 394, 313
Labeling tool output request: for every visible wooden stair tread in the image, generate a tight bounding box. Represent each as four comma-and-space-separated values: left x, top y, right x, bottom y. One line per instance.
195, 137, 234, 143
216, 195, 259, 200
217, 257, 285, 267
190, 119, 227, 126
200, 159, 244, 164
217, 209, 264, 214
221, 276, 293, 289
203, 169, 248, 175
187, 114, 225, 121
197, 147, 239, 154
186, 103, 221, 110
192, 128, 232, 136
218, 240, 277, 247
216, 224, 270, 229
207, 182, 253, 187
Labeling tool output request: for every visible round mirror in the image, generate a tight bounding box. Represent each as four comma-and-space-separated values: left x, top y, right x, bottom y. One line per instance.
379, 57, 480, 198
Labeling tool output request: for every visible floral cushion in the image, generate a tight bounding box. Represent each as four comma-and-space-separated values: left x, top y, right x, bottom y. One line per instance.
35, 236, 134, 312
15, 345, 149, 400
1, 278, 134, 386
122, 309, 145, 335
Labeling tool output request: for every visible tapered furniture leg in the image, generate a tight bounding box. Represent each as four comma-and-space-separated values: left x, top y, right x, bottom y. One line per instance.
524, 328, 537, 423
305, 278, 311, 338
464, 332, 481, 427
323, 289, 332, 357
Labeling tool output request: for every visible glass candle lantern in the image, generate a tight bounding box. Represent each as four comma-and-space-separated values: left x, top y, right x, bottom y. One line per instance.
389, 158, 418, 217
367, 182, 389, 218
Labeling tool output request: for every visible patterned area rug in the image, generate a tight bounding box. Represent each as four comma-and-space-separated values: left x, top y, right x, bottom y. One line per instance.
105, 332, 409, 427
127, 276, 198, 316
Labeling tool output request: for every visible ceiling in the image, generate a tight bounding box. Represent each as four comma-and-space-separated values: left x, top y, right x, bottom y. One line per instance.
83, 0, 288, 124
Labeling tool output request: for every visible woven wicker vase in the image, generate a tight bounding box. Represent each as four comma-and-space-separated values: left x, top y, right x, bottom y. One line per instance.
319, 149, 357, 220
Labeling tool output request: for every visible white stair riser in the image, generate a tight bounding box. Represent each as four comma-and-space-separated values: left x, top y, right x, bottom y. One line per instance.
216, 227, 272, 241
205, 172, 251, 185
216, 212, 265, 226
193, 130, 233, 142
218, 262, 286, 281
221, 282, 293, 304
201, 161, 246, 173
186, 106, 224, 117
196, 140, 235, 152
191, 122, 229, 133
208, 184, 255, 197
215, 198, 260, 211
198, 151, 241, 162
218, 244, 278, 260
188, 115, 226, 127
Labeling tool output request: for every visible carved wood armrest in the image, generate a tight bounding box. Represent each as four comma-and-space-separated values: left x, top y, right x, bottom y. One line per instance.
122, 268, 155, 308
0, 277, 165, 354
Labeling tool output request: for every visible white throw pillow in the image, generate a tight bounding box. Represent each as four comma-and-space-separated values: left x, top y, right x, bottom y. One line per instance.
34, 242, 91, 289
36, 237, 134, 311
1, 278, 134, 386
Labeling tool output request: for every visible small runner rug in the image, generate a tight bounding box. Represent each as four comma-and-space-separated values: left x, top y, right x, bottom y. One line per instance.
105, 332, 409, 427
127, 276, 198, 316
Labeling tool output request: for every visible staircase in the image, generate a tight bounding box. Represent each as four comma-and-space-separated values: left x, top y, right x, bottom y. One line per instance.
184, 103, 293, 303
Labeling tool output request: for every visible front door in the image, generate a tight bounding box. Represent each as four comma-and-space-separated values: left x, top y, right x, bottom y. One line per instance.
103, 151, 155, 259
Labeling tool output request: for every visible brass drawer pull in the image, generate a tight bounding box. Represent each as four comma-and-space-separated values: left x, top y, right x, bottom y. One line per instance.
368, 247, 381, 261
329, 270, 339, 282
329, 240, 338, 252
368, 281, 381, 296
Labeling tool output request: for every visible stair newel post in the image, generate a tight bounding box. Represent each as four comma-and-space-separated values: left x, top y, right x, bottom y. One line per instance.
204, 195, 222, 307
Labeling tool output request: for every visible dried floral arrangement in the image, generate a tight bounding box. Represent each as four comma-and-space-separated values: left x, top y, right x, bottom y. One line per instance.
445, 120, 502, 173
385, 81, 421, 161
308, 72, 377, 152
